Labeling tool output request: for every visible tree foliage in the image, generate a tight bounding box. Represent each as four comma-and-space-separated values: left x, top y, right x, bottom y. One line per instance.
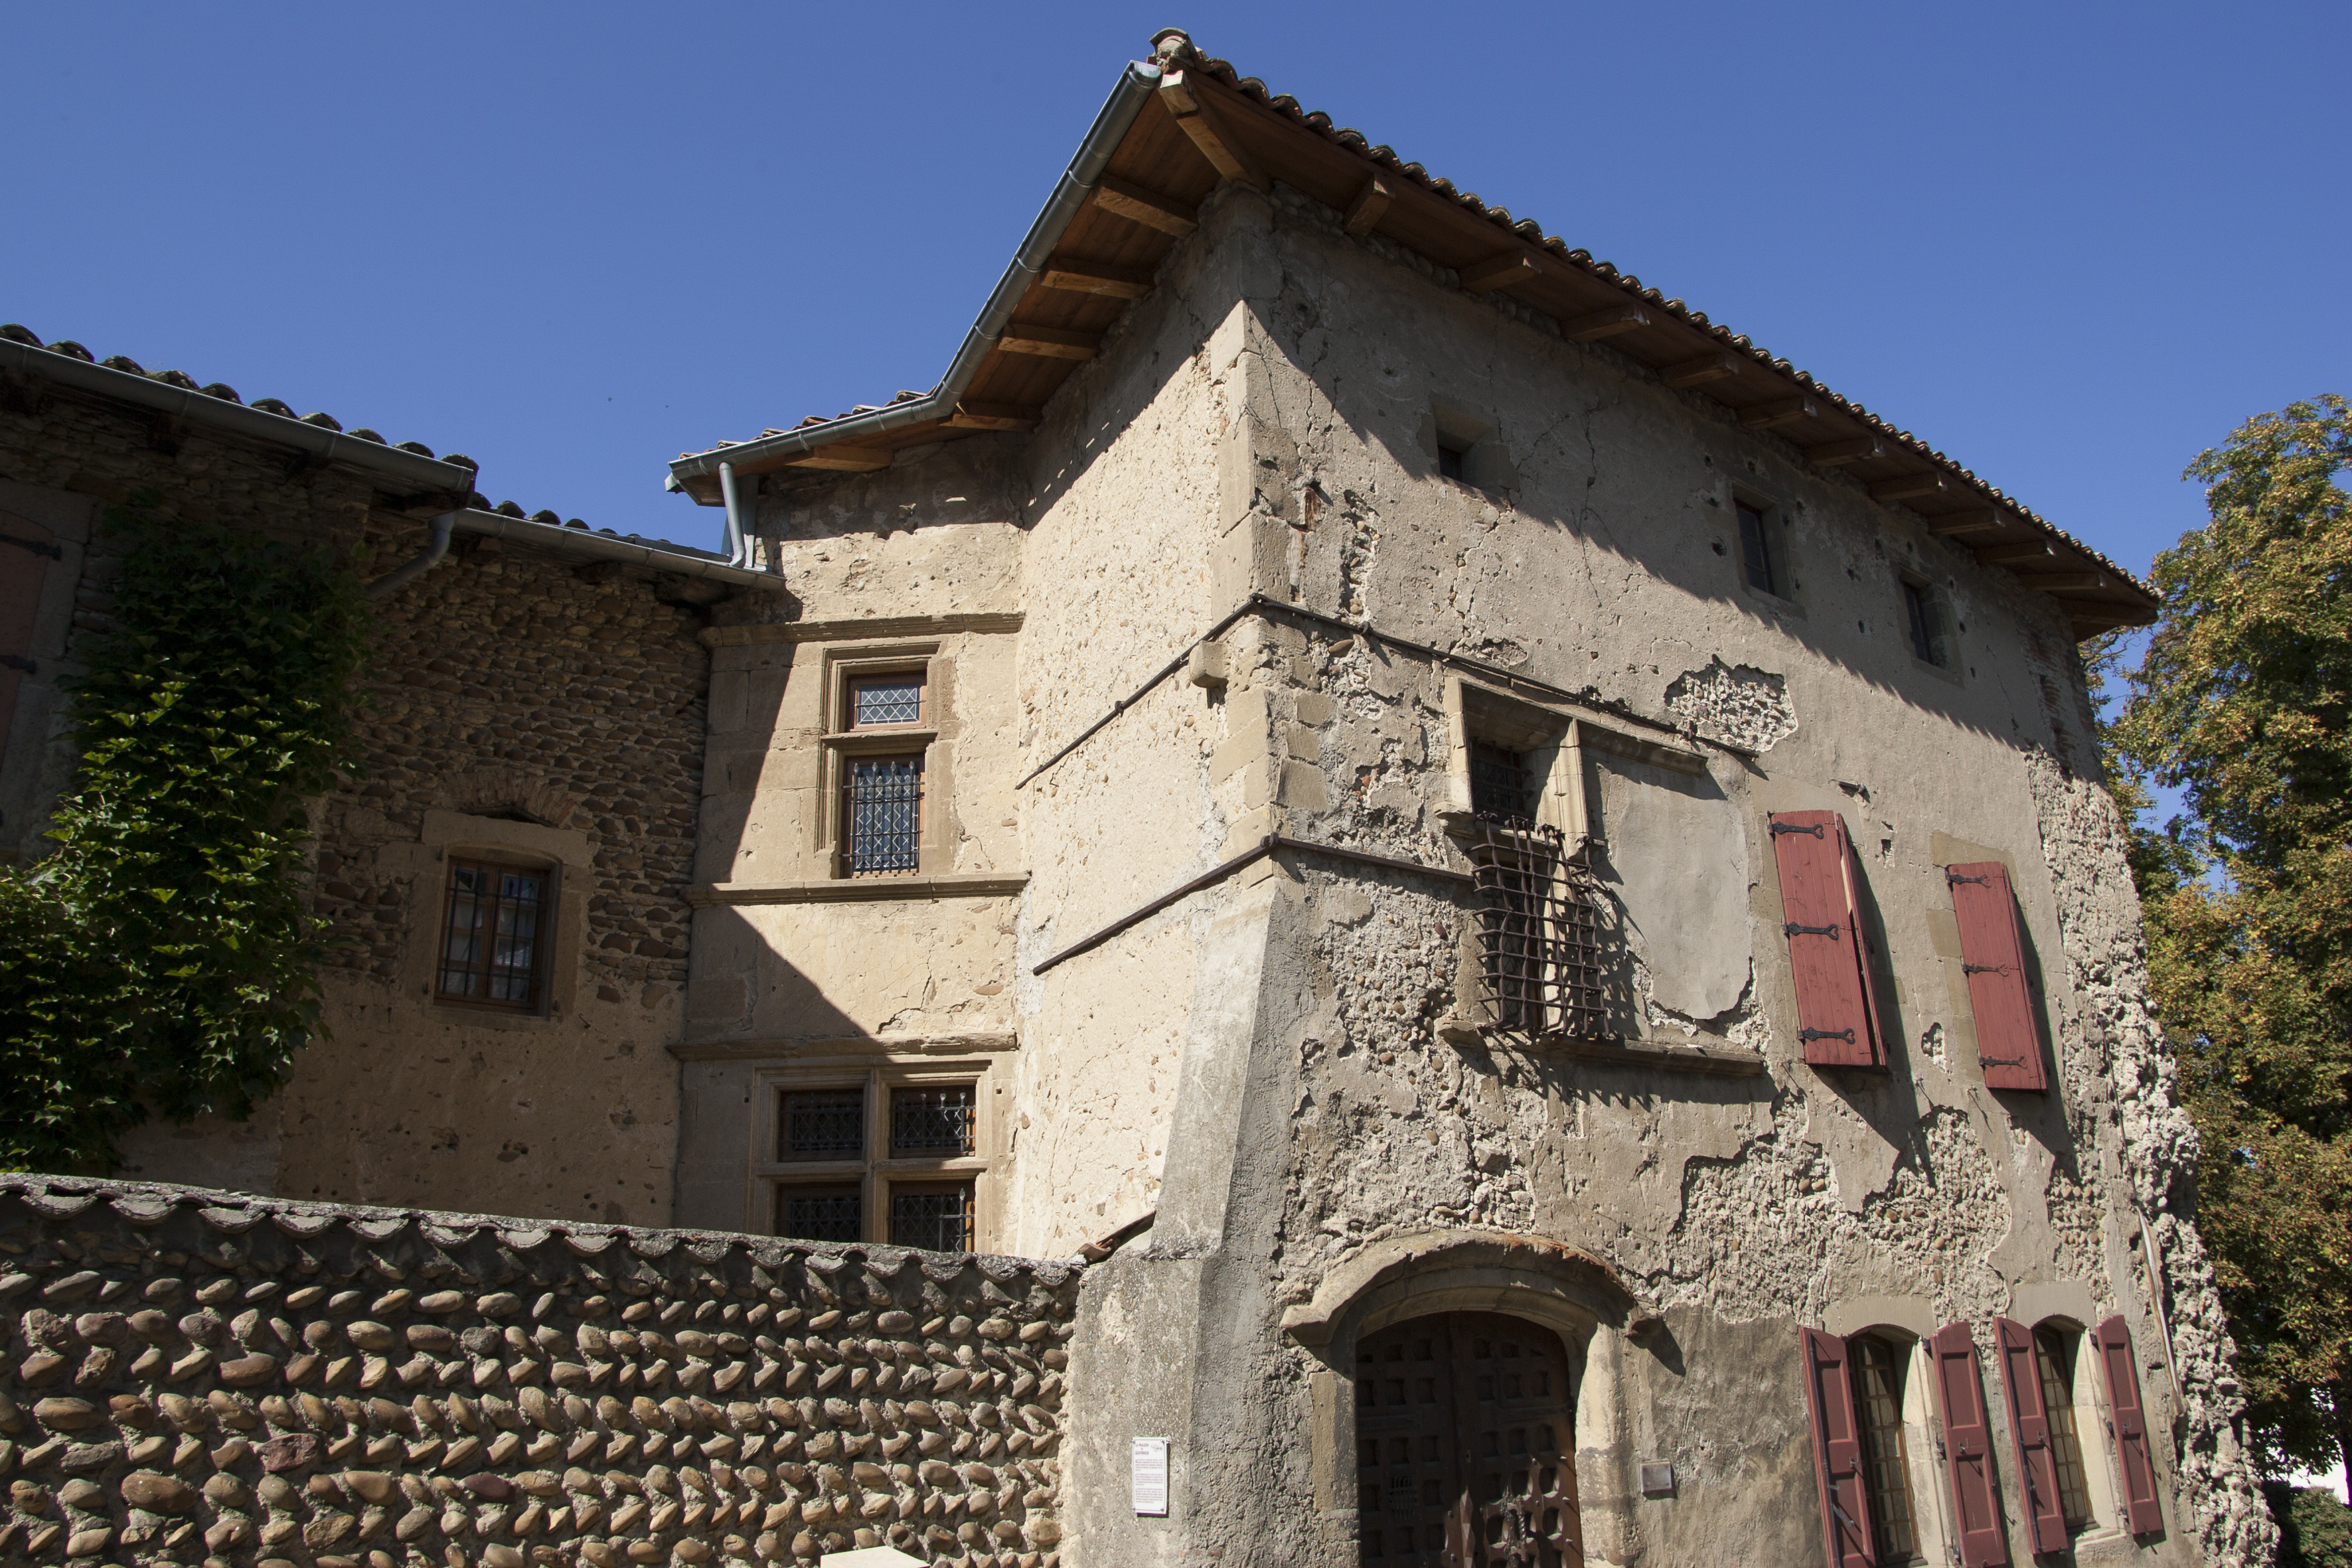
0, 501, 367, 1172
2109, 396, 2352, 1485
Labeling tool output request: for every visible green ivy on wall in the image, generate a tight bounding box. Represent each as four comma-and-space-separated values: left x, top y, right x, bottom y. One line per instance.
0, 497, 368, 1172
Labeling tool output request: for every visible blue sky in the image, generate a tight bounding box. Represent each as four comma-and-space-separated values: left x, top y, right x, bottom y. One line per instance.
5, 2, 2343, 586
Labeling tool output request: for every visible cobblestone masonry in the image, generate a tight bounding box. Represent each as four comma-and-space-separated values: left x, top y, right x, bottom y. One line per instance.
0, 1178, 1079, 1568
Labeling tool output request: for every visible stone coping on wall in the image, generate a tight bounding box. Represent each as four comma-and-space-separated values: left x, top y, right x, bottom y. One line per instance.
0, 1175, 1082, 1568
699, 617, 1022, 650
1433, 1020, 1770, 1077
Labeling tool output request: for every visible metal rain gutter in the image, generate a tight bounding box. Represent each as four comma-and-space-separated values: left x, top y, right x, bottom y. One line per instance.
0, 339, 475, 496
664, 57, 1166, 497
448, 509, 787, 589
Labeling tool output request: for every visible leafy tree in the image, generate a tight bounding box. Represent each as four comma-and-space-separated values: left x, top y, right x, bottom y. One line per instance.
0, 501, 366, 1172
2109, 396, 2352, 1493
2269, 1483, 2352, 1568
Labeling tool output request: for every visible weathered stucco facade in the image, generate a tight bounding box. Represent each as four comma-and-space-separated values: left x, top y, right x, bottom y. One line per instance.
3, 26, 2278, 1568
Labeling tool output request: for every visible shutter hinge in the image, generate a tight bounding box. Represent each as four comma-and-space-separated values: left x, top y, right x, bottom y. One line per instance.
1, 530, 62, 560
1771, 820, 1824, 837
1801, 1028, 1857, 1044
1979, 1056, 2027, 1068
0, 654, 31, 674
1962, 962, 2010, 975
1784, 921, 1842, 939
1946, 870, 1992, 886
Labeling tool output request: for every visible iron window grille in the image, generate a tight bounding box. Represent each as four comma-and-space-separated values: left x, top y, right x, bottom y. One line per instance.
1468, 815, 1608, 1040
889, 1182, 976, 1252
776, 1184, 862, 1245
892, 1085, 977, 1158
779, 1088, 866, 1162
437, 859, 549, 1010
842, 753, 923, 876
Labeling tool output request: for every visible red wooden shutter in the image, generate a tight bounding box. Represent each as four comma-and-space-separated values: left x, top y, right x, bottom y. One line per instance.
1798, 1328, 1875, 1568
2096, 1315, 2165, 1536
1946, 862, 2049, 1091
1993, 1316, 2067, 1553
1929, 1323, 2010, 1567
1771, 811, 1885, 1067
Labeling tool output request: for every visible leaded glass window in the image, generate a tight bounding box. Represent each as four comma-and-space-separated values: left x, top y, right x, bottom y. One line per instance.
437, 860, 548, 1010
850, 673, 923, 728
779, 1088, 865, 1161
777, 1184, 861, 1245
1469, 741, 1528, 823
842, 754, 923, 876
889, 1182, 975, 1252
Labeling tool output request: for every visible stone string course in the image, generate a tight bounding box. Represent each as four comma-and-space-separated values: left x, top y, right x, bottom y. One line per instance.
0, 1180, 1081, 1568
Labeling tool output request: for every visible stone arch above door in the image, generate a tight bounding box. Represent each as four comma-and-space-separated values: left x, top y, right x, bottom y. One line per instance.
1282, 1230, 1643, 1354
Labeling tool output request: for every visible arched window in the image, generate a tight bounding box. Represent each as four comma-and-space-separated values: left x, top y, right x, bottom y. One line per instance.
1848, 1334, 1924, 1561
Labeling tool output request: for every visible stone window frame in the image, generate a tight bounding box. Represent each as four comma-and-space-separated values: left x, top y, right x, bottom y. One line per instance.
1894, 567, 1965, 686
815, 641, 958, 880
1727, 481, 1807, 618
749, 1054, 1007, 1252
1438, 676, 1707, 1033
1423, 396, 1518, 495
391, 808, 591, 1030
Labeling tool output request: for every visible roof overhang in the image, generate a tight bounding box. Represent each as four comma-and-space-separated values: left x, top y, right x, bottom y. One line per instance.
1, 336, 478, 508
665, 36, 2157, 638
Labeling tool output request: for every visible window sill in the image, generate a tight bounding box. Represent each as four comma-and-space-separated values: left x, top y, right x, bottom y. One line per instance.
823, 727, 939, 751
1437, 1016, 1768, 1076
687, 872, 1028, 907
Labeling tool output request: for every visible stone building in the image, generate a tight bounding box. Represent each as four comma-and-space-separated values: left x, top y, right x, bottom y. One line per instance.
0, 325, 785, 1223
652, 29, 2269, 1568
0, 25, 2276, 1568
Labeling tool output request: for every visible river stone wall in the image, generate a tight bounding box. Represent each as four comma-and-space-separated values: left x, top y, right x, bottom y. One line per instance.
0, 1178, 1079, 1568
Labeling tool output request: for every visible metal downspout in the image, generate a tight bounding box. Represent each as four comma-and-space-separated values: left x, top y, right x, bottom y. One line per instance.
362, 511, 456, 600
718, 462, 746, 567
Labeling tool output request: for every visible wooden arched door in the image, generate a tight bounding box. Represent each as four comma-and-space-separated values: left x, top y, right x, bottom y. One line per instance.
1355, 1311, 1582, 1567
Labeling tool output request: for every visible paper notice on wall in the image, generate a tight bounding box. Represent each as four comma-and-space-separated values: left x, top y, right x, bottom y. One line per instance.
1131, 1435, 1170, 1516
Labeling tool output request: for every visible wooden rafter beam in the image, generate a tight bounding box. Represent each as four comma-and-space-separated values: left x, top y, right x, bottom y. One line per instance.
1091, 175, 1196, 237
1660, 352, 1741, 389
1926, 509, 2008, 538
1158, 72, 1270, 193
1982, 542, 2061, 567
1343, 177, 1391, 236
1460, 252, 1542, 294
785, 446, 892, 473
1739, 396, 1820, 432
1869, 473, 1949, 503
1808, 435, 1887, 468
947, 402, 1041, 432
1561, 303, 1646, 341
1040, 256, 1154, 299
2034, 574, 2114, 593
996, 323, 1101, 361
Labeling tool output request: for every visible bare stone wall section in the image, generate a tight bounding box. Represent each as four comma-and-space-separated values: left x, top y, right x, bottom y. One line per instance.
0, 1178, 1079, 1568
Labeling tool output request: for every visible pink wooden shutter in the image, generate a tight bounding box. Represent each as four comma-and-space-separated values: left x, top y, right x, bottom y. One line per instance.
1798, 1328, 1875, 1568
1929, 1323, 2011, 1567
1771, 811, 1885, 1067
2096, 1315, 2165, 1536
1993, 1316, 2067, 1553
1947, 862, 2049, 1091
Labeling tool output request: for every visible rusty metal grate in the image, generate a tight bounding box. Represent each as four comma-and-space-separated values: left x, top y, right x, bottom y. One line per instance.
1468, 815, 1607, 1040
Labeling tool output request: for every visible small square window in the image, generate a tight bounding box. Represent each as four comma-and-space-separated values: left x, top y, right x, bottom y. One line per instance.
1903, 580, 1944, 666
889, 1180, 975, 1251
776, 1184, 862, 1244
1436, 439, 1467, 481
848, 672, 923, 728
842, 753, 923, 876
1736, 500, 1776, 595
779, 1087, 865, 1161
891, 1085, 977, 1157
437, 859, 550, 1010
